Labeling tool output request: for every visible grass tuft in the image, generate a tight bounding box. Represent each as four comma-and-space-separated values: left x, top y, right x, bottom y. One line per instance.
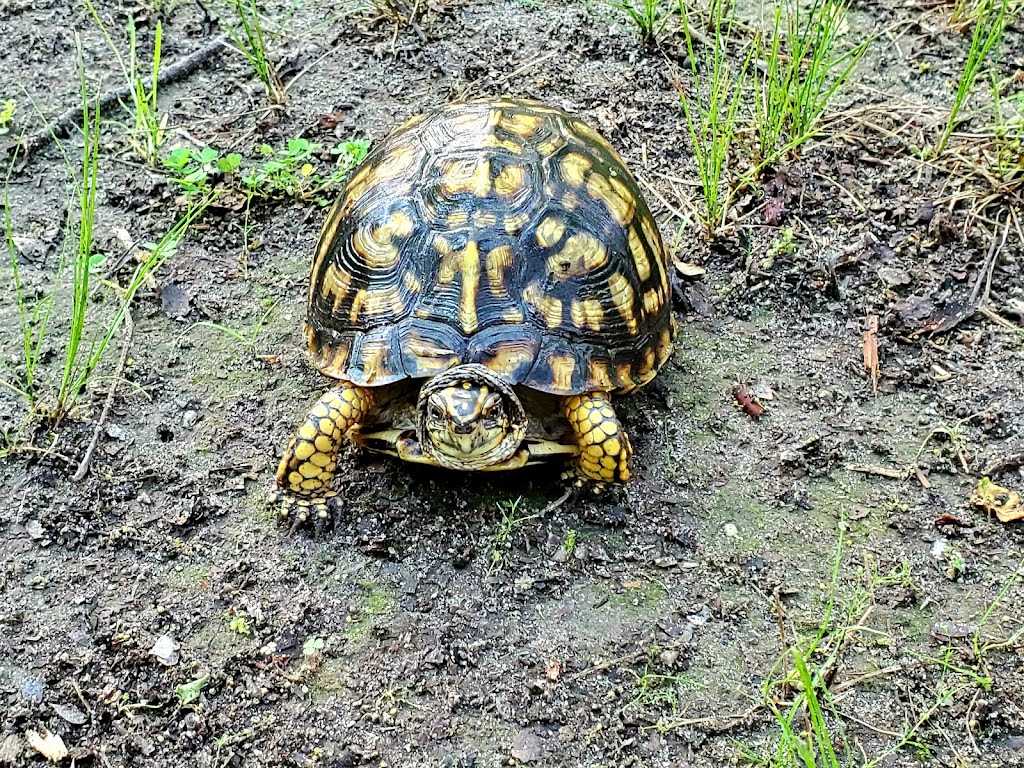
85, 1, 166, 164
678, 0, 751, 236
220, 0, 285, 104
609, 0, 673, 43
935, 0, 1014, 156
754, 0, 870, 168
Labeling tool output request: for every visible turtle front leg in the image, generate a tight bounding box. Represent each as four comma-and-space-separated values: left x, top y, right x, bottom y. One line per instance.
562, 392, 632, 484
273, 383, 373, 533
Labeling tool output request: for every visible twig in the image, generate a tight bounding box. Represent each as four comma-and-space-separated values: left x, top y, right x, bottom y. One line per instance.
981, 452, 1024, 476
847, 463, 907, 480
15, 37, 226, 165
73, 312, 134, 482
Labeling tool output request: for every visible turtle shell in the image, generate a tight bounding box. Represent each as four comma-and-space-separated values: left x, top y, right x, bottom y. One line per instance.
306, 97, 675, 395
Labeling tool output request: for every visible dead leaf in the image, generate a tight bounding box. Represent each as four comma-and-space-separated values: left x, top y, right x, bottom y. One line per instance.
25, 729, 67, 763
971, 477, 1024, 522
318, 111, 346, 129
673, 259, 706, 278
863, 315, 879, 395
732, 384, 764, 421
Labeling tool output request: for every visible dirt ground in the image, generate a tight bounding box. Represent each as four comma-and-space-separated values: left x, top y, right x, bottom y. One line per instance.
2, 0, 1024, 766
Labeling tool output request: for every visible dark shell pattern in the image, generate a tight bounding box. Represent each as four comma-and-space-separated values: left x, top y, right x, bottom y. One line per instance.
306, 97, 675, 396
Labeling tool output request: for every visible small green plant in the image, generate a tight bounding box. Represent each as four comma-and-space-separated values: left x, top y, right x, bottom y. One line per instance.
488, 497, 540, 573
227, 612, 252, 635
187, 297, 278, 354
242, 138, 369, 204
175, 674, 209, 705
0, 99, 15, 135
221, 0, 285, 103
609, 0, 673, 42
935, 0, 1015, 156
85, 1, 166, 164
754, 0, 870, 168
162, 146, 242, 199
679, 0, 751, 236
563, 528, 577, 556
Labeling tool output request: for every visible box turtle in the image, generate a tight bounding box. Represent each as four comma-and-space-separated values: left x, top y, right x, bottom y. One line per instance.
275, 97, 675, 531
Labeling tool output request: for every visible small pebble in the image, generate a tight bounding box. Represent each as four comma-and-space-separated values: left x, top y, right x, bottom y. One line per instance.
723, 523, 738, 538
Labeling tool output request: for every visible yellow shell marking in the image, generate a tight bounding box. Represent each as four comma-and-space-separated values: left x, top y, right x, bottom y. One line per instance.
437, 240, 482, 334
472, 210, 498, 229
547, 232, 608, 279
494, 165, 527, 198
607, 272, 638, 334
360, 286, 405, 318
570, 298, 604, 332
485, 245, 515, 296
349, 289, 367, 324
643, 288, 661, 316
639, 214, 669, 292
504, 212, 531, 235
446, 210, 470, 228
571, 120, 618, 155
360, 341, 389, 384
373, 144, 419, 183
535, 216, 566, 248
522, 281, 563, 329
535, 135, 566, 157
588, 360, 614, 389
480, 340, 537, 375
441, 157, 491, 197
628, 226, 651, 281
353, 211, 413, 270
561, 191, 580, 211
550, 354, 576, 392
586, 172, 635, 227
616, 362, 634, 389
560, 153, 592, 187
482, 134, 525, 154
402, 270, 421, 293
406, 331, 460, 374
499, 111, 543, 138
657, 327, 673, 365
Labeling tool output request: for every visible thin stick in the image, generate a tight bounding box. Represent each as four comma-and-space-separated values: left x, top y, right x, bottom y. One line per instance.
15, 37, 226, 165
73, 311, 134, 482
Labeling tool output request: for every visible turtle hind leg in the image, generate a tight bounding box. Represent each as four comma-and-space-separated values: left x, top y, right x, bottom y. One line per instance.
562, 392, 632, 484
273, 383, 373, 534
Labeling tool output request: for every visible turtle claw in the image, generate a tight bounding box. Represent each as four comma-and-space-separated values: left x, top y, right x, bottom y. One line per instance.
269, 489, 335, 536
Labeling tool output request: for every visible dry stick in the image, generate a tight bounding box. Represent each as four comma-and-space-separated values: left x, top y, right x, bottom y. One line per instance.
15, 37, 226, 165
72, 312, 134, 482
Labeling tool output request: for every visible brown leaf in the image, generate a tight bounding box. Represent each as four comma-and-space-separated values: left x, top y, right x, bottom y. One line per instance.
732, 385, 764, 421
673, 259, 706, 278
318, 111, 346, 129
971, 477, 1024, 522
863, 315, 879, 395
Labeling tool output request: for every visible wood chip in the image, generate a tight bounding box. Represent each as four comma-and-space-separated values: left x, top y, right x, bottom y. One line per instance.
25, 729, 68, 763
847, 463, 906, 480
863, 315, 879, 395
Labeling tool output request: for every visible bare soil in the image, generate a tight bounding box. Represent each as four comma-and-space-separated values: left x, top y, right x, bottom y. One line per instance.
2, 1, 1023, 767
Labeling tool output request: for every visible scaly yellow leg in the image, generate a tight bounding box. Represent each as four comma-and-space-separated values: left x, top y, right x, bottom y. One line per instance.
562, 392, 632, 484
273, 384, 373, 532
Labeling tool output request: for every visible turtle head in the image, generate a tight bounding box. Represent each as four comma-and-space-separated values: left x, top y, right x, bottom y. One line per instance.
417, 363, 527, 471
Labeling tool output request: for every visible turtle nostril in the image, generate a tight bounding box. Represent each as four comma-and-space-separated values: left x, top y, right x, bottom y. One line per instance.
451, 422, 475, 435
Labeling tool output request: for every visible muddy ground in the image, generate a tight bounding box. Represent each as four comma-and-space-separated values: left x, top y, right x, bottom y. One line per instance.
2, 0, 1024, 766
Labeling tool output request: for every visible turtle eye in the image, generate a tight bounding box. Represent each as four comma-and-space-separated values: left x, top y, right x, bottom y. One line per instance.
481, 397, 504, 421
428, 403, 444, 421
